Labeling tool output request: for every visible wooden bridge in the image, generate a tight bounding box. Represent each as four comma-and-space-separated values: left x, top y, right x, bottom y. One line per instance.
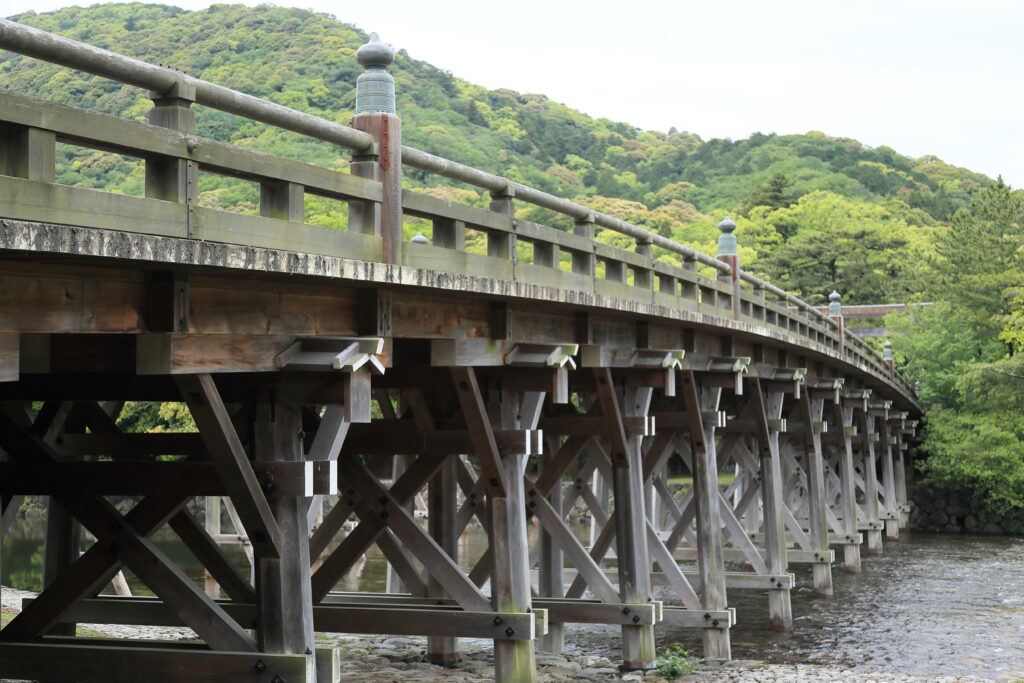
0, 20, 920, 683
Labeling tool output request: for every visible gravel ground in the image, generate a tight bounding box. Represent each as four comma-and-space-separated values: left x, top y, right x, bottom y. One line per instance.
0, 586, 1001, 682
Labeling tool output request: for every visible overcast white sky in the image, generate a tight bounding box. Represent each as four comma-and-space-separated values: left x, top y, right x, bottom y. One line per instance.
5, 0, 1022, 187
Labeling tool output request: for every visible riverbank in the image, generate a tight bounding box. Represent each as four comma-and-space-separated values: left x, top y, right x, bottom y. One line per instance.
0, 585, 1001, 683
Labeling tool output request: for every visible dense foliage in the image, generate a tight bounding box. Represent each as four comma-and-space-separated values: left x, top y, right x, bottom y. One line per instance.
887, 180, 1024, 511
3, 3, 1021, 509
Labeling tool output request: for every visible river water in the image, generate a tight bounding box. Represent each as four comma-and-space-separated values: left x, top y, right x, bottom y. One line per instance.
3, 516, 1022, 680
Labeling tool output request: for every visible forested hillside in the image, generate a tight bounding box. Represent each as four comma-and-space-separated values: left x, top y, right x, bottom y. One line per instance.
3, 3, 1022, 512
1, 3, 993, 305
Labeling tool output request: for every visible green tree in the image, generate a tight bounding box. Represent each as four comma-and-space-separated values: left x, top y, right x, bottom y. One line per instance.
739, 172, 794, 215
750, 192, 926, 304
930, 178, 1024, 337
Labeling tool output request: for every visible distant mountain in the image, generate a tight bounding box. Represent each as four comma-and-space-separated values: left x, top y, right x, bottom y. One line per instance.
1, 3, 996, 303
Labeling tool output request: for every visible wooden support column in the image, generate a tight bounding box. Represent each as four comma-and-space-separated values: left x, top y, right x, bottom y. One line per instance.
489, 389, 538, 682
834, 401, 861, 573
253, 399, 316, 659
895, 430, 910, 532
748, 379, 792, 630
880, 420, 900, 542
42, 499, 80, 638
593, 369, 655, 670
39, 402, 78, 638
858, 410, 883, 556
426, 455, 460, 666
799, 394, 833, 597
680, 371, 730, 659
538, 445, 565, 653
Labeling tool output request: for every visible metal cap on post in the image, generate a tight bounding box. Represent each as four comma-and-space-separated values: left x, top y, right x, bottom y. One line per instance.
355, 33, 396, 115
829, 290, 845, 355
351, 33, 402, 264
717, 216, 740, 318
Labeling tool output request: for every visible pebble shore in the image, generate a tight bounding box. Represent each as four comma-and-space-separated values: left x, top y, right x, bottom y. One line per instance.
0, 586, 1000, 682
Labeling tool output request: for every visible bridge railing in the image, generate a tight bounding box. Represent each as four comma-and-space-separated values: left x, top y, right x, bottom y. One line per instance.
0, 18, 914, 400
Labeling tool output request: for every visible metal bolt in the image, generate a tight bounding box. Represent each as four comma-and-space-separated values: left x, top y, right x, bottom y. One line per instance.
379, 495, 388, 505
622, 607, 630, 615
271, 676, 285, 683
492, 616, 503, 626
379, 510, 389, 519
632, 615, 640, 624
712, 619, 720, 627
254, 660, 267, 673
704, 613, 711, 620
505, 627, 515, 637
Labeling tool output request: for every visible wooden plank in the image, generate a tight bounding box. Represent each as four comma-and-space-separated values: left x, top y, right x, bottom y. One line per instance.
0, 461, 311, 497
168, 510, 255, 604
50, 597, 535, 641
342, 425, 541, 457
176, 374, 282, 558
138, 334, 297, 374
0, 175, 187, 238
0, 642, 312, 683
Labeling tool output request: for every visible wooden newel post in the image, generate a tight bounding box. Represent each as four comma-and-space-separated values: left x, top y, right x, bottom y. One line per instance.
883, 341, 894, 377
716, 217, 740, 318
829, 291, 845, 356
350, 33, 403, 264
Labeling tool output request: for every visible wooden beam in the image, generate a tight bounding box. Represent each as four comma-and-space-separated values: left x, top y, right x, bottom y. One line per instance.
1, 493, 190, 643
176, 374, 282, 558
0, 461, 318, 497
0, 642, 312, 683
168, 510, 255, 604
449, 366, 506, 497
591, 368, 630, 466
310, 451, 447, 601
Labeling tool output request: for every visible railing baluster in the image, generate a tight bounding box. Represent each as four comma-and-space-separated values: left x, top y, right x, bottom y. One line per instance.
0, 123, 55, 182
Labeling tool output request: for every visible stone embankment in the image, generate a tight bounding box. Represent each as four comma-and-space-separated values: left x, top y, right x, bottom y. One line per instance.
909, 485, 1024, 534
0, 586, 997, 683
